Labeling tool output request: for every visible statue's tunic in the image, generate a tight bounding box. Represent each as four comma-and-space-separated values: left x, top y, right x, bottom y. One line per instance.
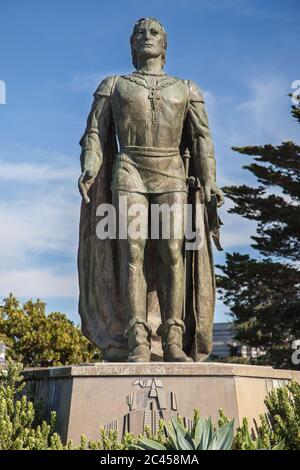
79, 72, 217, 361
80, 73, 216, 194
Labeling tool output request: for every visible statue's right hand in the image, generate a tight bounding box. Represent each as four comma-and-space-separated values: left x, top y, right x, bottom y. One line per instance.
78, 169, 97, 204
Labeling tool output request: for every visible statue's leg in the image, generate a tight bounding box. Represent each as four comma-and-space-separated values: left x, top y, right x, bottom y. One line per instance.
113, 190, 151, 362
153, 191, 193, 362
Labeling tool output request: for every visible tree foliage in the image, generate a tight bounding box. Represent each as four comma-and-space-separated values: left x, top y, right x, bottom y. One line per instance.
227, 140, 300, 261
217, 253, 300, 368
217, 96, 300, 368
0, 294, 101, 367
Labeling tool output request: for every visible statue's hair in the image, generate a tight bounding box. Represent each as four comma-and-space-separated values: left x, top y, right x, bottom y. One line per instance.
130, 18, 167, 69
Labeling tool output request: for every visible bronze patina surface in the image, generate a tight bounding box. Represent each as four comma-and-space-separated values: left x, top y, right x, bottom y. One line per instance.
78, 18, 224, 362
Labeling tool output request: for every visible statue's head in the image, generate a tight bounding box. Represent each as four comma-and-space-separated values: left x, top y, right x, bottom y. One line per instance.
130, 18, 167, 69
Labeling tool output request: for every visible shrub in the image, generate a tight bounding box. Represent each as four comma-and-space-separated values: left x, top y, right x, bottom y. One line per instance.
0, 360, 67, 450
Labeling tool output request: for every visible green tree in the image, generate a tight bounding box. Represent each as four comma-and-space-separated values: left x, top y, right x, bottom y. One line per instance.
217, 97, 300, 369
0, 294, 101, 367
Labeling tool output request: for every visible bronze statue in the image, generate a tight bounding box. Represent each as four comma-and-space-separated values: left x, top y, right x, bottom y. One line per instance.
78, 18, 224, 363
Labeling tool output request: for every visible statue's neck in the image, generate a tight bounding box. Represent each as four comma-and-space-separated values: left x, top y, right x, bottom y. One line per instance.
135, 56, 164, 75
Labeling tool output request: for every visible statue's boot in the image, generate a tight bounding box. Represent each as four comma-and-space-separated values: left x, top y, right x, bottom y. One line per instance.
126, 320, 151, 362
157, 319, 193, 363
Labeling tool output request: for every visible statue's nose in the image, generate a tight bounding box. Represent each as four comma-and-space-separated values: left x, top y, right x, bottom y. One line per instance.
144, 30, 151, 40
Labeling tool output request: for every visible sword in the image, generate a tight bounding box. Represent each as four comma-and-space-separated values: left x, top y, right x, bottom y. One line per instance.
181, 148, 223, 324
183, 147, 191, 186
182, 148, 191, 322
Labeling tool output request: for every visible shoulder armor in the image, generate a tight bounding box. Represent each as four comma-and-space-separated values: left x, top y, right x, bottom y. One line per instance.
188, 80, 205, 103
93, 76, 118, 98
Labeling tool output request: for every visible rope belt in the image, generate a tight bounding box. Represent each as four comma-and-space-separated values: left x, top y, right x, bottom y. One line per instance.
119, 155, 187, 183
121, 146, 179, 158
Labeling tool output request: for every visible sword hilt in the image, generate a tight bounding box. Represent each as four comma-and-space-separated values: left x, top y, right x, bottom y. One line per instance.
183, 148, 197, 187
183, 147, 191, 178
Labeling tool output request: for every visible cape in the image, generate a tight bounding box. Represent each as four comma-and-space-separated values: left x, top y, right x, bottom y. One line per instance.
78, 99, 216, 363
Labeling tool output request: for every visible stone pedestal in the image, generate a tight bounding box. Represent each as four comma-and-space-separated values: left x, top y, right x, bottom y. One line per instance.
24, 363, 300, 444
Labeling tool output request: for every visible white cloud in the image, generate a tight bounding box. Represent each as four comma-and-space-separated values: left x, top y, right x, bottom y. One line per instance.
0, 192, 79, 266
50, 70, 127, 94
203, 75, 299, 224
218, 202, 256, 249
0, 269, 78, 298
206, 75, 299, 152
0, 161, 78, 183
68, 73, 105, 93
203, 89, 217, 112
0, 147, 80, 299
227, 76, 298, 145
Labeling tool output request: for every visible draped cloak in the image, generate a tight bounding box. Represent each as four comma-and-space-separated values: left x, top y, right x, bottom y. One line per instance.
78, 75, 217, 362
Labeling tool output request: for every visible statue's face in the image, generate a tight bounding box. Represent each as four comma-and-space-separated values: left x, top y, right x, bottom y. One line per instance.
133, 20, 165, 61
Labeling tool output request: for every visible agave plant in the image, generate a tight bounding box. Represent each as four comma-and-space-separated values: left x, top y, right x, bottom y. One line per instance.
134, 415, 234, 451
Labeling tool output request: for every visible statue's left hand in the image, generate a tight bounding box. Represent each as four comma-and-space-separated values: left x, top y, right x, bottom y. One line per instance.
204, 181, 225, 207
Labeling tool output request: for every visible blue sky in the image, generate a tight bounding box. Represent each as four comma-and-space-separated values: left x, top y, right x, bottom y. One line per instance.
0, 0, 299, 324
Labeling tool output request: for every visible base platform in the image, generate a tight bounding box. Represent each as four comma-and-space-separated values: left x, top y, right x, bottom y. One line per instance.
24, 362, 300, 444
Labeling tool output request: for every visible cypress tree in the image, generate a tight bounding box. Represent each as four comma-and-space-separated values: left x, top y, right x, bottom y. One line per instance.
217, 97, 300, 369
